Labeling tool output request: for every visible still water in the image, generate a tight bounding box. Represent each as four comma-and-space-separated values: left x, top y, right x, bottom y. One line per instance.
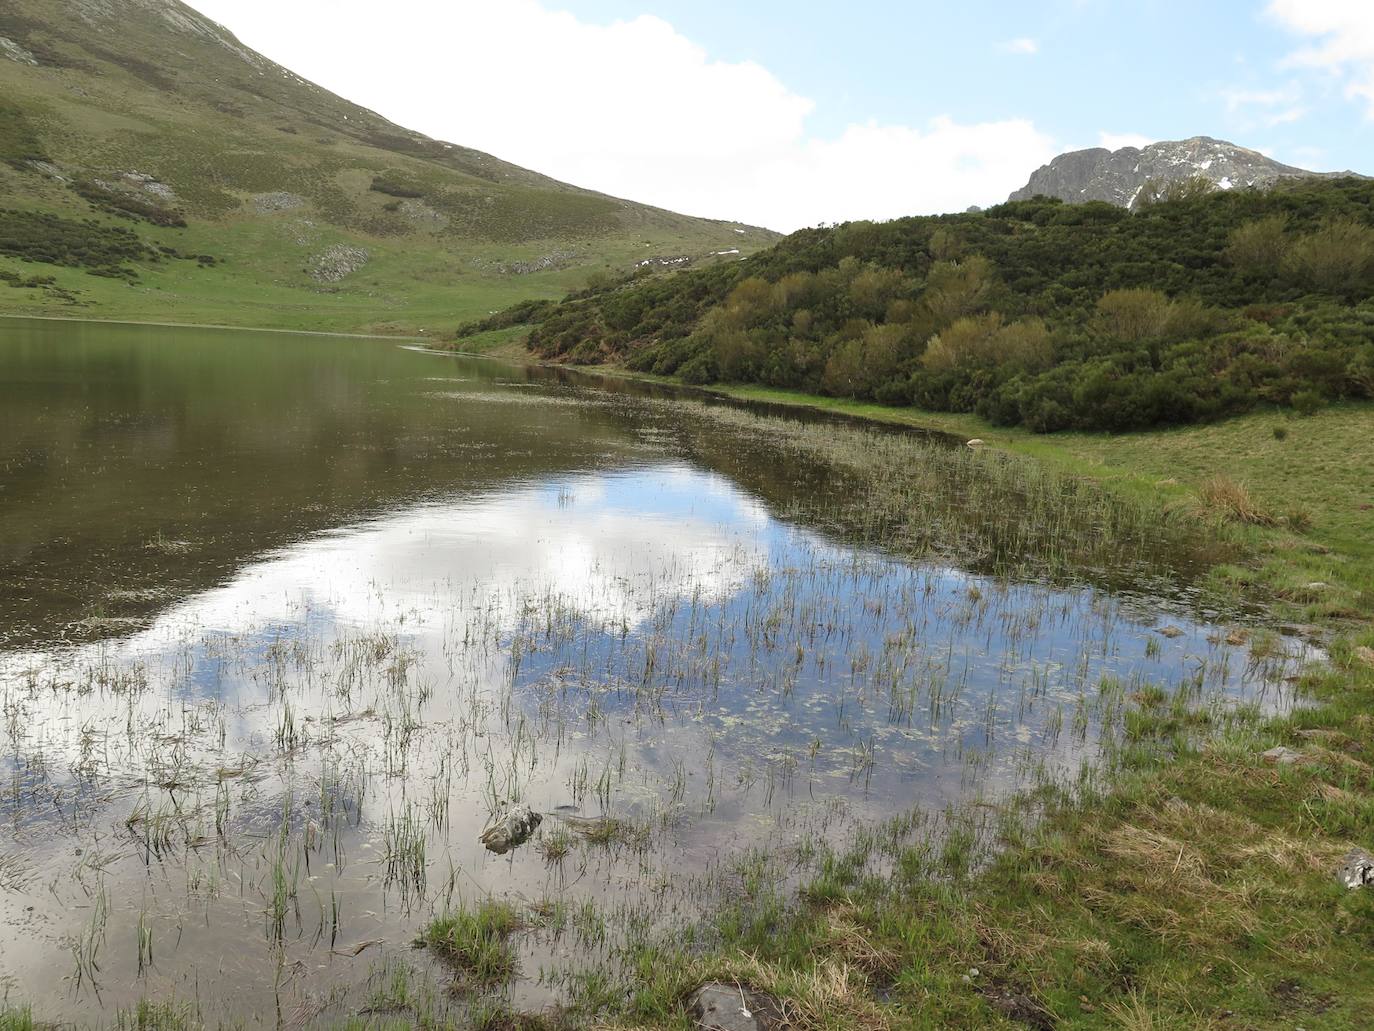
0, 319, 1300, 1024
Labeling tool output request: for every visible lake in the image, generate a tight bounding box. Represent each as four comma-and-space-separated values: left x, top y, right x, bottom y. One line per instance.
0, 318, 1303, 1025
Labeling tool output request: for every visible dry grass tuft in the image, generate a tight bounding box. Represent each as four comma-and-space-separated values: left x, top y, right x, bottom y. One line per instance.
1198, 475, 1276, 526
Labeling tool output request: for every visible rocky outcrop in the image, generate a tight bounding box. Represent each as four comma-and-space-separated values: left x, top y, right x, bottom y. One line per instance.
253, 192, 305, 214
0, 35, 39, 65
308, 245, 370, 284
1340, 848, 1374, 889
1009, 136, 1362, 208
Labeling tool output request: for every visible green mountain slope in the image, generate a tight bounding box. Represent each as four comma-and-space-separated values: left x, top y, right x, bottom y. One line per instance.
469, 177, 1374, 432
0, 0, 776, 333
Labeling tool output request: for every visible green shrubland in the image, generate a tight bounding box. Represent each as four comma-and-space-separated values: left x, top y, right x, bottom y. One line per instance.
481, 178, 1374, 432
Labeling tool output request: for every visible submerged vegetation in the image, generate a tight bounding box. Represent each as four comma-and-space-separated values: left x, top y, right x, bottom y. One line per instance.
469, 177, 1374, 432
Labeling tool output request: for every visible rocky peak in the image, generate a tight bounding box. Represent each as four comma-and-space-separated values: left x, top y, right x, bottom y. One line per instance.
1009, 136, 1358, 208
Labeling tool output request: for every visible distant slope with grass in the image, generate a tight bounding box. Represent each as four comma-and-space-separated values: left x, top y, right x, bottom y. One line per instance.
468, 176, 1374, 433
0, 0, 776, 333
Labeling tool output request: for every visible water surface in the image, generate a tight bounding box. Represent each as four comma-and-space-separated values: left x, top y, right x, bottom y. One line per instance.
0, 319, 1300, 1024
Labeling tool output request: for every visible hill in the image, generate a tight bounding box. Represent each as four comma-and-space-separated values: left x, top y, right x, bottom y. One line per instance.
458, 176, 1374, 433
1009, 136, 1361, 208
0, 0, 776, 333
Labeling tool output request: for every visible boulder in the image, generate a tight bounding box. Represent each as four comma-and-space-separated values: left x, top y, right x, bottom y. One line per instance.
1339, 848, 1374, 890
690, 983, 768, 1031
1262, 746, 1304, 766
479, 803, 542, 855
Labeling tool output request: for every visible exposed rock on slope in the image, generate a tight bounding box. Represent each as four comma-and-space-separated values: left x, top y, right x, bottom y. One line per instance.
1010, 137, 1360, 208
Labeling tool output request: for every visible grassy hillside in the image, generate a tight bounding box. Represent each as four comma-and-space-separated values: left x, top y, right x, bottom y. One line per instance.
0, 0, 775, 333
469, 177, 1374, 432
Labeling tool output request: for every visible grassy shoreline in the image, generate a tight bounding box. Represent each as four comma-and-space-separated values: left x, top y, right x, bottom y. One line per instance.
0, 312, 425, 341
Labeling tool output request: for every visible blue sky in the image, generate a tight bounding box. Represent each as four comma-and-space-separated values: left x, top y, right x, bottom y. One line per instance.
560, 0, 1366, 170
195, 0, 1374, 230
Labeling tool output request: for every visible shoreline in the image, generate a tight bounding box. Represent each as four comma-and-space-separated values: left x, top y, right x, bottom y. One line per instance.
0, 312, 426, 342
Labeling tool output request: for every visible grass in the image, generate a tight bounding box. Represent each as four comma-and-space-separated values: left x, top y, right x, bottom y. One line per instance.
421, 900, 524, 990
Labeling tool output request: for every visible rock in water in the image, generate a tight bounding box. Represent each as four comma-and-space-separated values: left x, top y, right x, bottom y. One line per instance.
690, 983, 764, 1031
1339, 848, 1374, 890
479, 803, 542, 855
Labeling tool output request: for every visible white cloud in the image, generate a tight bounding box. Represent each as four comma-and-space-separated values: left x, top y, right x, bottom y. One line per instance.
999, 38, 1040, 55
1097, 131, 1154, 151
187, 0, 1056, 231
1267, 0, 1374, 116
1222, 83, 1308, 128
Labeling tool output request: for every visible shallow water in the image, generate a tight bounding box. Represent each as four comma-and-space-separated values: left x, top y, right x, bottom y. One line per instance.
0, 319, 1303, 1023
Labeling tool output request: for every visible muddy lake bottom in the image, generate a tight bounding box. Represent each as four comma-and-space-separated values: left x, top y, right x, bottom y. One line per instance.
0, 319, 1309, 1025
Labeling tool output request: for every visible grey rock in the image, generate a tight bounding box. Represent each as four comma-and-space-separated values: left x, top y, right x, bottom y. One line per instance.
690, 983, 764, 1031
26, 160, 70, 183
1262, 746, 1304, 766
0, 36, 39, 66
308, 245, 370, 284
1009, 136, 1364, 208
1339, 849, 1374, 890
94, 171, 179, 206
253, 192, 306, 214
479, 803, 542, 855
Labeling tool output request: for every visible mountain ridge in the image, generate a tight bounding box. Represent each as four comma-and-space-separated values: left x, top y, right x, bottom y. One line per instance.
1009, 136, 1363, 208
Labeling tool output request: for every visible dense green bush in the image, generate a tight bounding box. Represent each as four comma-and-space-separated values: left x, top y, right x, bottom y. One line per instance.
0, 208, 153, 278
72, 180, 188, 228
369, 177, 425, 199
484, 178, 1374, 432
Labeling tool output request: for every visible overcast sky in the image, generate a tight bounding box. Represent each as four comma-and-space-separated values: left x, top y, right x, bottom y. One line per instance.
189, 0, 1373, 232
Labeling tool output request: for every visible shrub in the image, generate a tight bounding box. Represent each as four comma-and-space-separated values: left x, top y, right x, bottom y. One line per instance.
1283, 219, 1374, 298
923, 314, 1051, 373
1291, 389, 1324, 417
1096, 289, 1174, 342
1227, 215, 1290, 277
369, 177, 424, 199
923, 257, 994, 323
72, 180, 187, 228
